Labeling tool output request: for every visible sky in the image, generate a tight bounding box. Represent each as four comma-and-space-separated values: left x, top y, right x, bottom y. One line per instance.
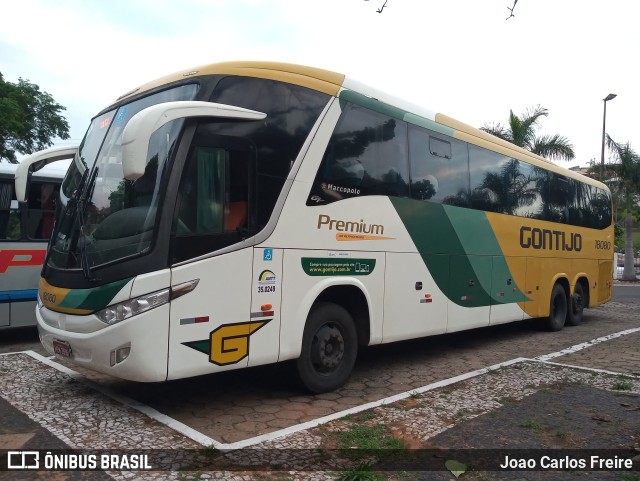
1, 0, 638, 169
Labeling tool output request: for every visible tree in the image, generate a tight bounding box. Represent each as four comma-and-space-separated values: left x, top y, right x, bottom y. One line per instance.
0, 73, 70, 163
605, 134, 640, 281
480, 105, 575, 161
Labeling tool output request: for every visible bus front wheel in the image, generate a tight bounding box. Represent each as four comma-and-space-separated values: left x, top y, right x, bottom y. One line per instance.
296, 302, 358, 394
545, 283, 567, 332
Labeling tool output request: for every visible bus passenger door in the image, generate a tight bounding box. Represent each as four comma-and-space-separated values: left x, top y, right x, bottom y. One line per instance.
167, 136, 257, 380
248, 247, 283, 366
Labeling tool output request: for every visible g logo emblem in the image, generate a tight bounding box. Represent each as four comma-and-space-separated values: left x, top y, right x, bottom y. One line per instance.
209, 321, 269, 366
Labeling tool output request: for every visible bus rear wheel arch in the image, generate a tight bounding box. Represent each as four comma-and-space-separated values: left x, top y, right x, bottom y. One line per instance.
296, 301, 358, 393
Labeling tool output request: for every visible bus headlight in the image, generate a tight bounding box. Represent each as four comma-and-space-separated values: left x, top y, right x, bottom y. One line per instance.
96, 288, 170, 325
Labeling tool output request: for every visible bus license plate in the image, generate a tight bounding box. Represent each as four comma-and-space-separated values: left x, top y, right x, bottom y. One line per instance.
53, 339, 72, 358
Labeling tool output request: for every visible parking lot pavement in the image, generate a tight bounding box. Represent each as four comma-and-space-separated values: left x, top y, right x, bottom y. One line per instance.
546, 326, 640, 375
0, 294, 638, 479
89, 300, 640, 445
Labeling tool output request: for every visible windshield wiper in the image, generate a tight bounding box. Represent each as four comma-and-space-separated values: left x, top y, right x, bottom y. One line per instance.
76, 167, 99, 281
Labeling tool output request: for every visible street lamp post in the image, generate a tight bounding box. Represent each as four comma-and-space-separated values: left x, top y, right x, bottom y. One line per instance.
600, 93, 617, 180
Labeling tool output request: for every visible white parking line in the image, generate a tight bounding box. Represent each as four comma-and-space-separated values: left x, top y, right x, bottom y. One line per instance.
538, 359, 640, 378
534, 326, 640, 362
14, 324, 640, 450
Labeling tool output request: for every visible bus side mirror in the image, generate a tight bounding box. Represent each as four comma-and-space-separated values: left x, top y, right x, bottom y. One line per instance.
120, 101, 266, 180
15, 145, 79, 202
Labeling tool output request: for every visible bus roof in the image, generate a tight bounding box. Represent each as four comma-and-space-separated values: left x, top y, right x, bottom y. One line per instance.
109, 60, 607, 192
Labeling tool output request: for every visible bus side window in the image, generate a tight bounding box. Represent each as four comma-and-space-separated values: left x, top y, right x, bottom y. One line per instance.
547, 174, 569, 223
0, 180, 21, 240
173, 143, 250, 263
26, 182, 58, 240
409, 125, 469, 205
309, 102, 409, 203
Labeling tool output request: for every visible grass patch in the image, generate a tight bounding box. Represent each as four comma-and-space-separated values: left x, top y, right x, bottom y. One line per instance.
337, 425, 407, 450
613, 379, 633, 391
520, 419, 544, 430
336, 463, 386, 481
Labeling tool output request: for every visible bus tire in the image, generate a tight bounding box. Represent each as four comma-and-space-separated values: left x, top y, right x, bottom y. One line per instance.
296, 302, 358, 394
545, 283, 567, 332
566, 283, 585, 326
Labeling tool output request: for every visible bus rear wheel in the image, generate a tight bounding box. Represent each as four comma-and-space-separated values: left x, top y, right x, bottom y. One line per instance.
566, 283, 585, 326
545, 283, 567, 332
296, 302, 358, 394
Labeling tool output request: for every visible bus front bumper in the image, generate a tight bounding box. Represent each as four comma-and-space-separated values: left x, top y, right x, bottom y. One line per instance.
37, 304, 170, 382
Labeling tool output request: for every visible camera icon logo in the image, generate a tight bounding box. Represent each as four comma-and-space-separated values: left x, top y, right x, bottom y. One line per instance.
7, 451, 39, 469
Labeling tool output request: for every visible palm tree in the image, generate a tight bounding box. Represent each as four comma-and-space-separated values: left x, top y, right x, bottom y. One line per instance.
605, 134, 640, 281
481, 105, 575, 161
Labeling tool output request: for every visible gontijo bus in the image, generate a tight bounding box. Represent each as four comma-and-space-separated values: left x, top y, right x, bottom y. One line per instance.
22, 61, 613, 393
1, 154, 73, 329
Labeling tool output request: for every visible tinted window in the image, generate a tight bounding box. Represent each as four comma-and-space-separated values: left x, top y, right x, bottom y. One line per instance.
469, 145, 545, 216
172, 134, 253, 263
409, 125, 469, 206
588, 185, 613, 229
511, 162, 545, 219
211, 76, 330, 226
544, 173, 570, 223
0, 179, 60, 241
26, 181, 59, 240
309, 103, 409, 204
307, 99, 610, 229
0, 180, 19, 240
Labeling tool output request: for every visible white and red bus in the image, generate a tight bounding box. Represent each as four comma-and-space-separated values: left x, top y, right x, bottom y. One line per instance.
1, 153, 72, 329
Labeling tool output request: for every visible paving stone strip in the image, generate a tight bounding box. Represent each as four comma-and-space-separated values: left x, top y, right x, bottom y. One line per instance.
0, 353, 249, 481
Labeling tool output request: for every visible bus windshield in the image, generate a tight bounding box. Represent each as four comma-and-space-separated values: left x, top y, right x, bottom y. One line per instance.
48, 84, 198, 273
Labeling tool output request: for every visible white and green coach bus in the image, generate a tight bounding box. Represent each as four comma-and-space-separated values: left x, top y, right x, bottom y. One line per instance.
21, 61, 613, 392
